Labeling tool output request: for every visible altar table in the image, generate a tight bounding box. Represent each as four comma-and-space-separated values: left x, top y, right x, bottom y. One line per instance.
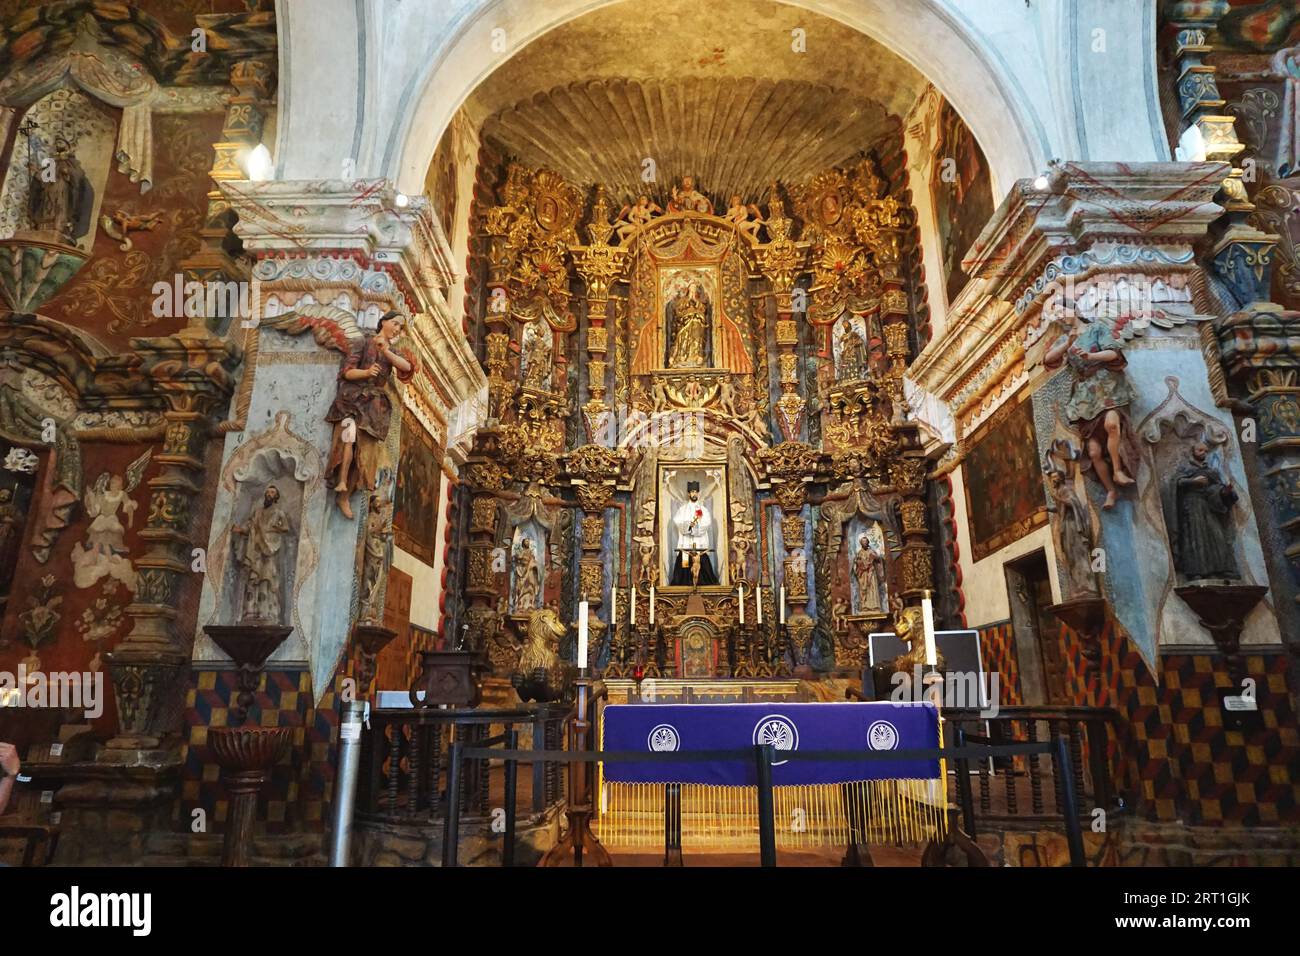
598, 702, 946, 849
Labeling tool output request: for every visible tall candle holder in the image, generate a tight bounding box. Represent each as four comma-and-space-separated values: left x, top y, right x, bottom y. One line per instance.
541, 667, 612, 867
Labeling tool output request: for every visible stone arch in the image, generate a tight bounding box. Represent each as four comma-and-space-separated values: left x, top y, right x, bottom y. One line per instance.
273, 0, 1169, 199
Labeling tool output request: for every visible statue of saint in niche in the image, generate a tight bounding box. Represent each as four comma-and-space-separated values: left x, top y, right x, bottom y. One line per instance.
836, 318, 868, 381
664, 281, 713, 369
1043, 317, 1140, 510
512, 536, 543, 612
670, 481, 718, 587
25, 134, 94, 244
233, 483, 293, 625
520, 324, 552, 390
1172, 442, 1240, 581
851, 534, 886, 614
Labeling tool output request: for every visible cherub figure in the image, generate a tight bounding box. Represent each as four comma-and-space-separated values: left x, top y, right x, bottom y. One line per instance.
261, 305, 420, 519
614, 195, 663, 243
724, 194, 763, 240
72, 449, 151, 590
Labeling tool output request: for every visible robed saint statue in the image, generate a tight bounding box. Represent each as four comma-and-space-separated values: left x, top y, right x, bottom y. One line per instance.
664, 282, 713, 369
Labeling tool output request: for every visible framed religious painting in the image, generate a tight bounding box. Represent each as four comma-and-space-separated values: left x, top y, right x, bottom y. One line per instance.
658, 462, 729, 588
393, 410, 443, 566
962, 395, 1047, 561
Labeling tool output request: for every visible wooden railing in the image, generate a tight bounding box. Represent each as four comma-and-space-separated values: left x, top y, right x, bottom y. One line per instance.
357, 705, 569, 825
844, 692, 1128, 831
942, 705, 1127, 831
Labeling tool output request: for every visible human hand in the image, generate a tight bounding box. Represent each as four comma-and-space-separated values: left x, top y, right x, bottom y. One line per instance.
0, 742, 19, 777
367, 363, 382, 379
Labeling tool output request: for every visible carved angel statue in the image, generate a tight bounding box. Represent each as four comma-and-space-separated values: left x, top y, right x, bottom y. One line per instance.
724, 195, 763, 240
1043, 314, 1139, 510
261, 305, 420, 519
614, 195, 663, 244
72, 448, 151, 590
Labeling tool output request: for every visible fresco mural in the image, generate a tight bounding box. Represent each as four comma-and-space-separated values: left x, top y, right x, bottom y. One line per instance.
930, 99, 995, 305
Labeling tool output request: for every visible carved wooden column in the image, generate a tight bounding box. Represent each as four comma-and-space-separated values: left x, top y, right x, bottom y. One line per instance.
566, 446, 623, 668
182, 58, 277, 333
573, 197, 626, 446
890, 455, 934, 604
460, 456, 509, 654
107, 332, 240, 751
756, 193, 808, 442
759, 442, 820, 671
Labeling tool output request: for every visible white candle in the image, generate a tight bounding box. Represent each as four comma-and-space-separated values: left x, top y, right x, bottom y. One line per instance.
779, 585, 786, 625
578, 599, 589, 669
611, 588, 618, 627
738, 583, 745, 625
756, 584, 763, 624
649, 586, 656, 626
921, 593, 937, 667
630, 586, 637, 626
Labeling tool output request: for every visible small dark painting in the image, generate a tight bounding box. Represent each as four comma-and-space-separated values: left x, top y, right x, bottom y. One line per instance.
393, 411, 442, 566
963, 398, 1047, 561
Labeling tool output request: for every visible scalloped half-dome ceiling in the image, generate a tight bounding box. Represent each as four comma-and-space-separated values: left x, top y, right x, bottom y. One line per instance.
462, 0, 929, 202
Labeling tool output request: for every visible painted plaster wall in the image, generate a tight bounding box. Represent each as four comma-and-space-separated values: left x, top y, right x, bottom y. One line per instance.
947, 463, 1059, 627
194, 326, 363, 701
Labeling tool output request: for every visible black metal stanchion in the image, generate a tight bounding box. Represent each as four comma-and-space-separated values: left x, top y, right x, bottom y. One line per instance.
955, 724, 978, 838
754, 744, 777, 867
502, 727, 518, 867
664, 783, 683, 867
442, 738, 463, 868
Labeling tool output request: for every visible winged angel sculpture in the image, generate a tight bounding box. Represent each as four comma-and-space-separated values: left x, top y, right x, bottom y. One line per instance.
1031, 274, 1197, 509
261, 305, 420, 518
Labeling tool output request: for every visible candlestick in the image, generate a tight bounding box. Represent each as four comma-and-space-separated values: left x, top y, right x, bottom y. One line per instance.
578, 599, 589, 669
921, 590, 937, 667
649, 586, 656, 626
756, 584, 763, 624
779, 585, 786, 625
738, 583, 745, 625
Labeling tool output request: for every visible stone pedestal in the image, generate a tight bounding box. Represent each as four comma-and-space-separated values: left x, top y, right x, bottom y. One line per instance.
208, 726, 294, 867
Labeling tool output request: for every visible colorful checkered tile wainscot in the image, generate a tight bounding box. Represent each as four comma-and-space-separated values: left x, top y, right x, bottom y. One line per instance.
1056, 621, 1300, 826
181, 666, 344, 834
977, 621, 1023, 705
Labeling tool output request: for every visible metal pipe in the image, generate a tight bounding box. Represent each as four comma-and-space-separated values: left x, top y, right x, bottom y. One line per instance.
328, 700, 365, 867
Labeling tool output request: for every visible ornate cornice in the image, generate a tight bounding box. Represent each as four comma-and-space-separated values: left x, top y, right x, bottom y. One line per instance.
909, 162, 1231, 429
